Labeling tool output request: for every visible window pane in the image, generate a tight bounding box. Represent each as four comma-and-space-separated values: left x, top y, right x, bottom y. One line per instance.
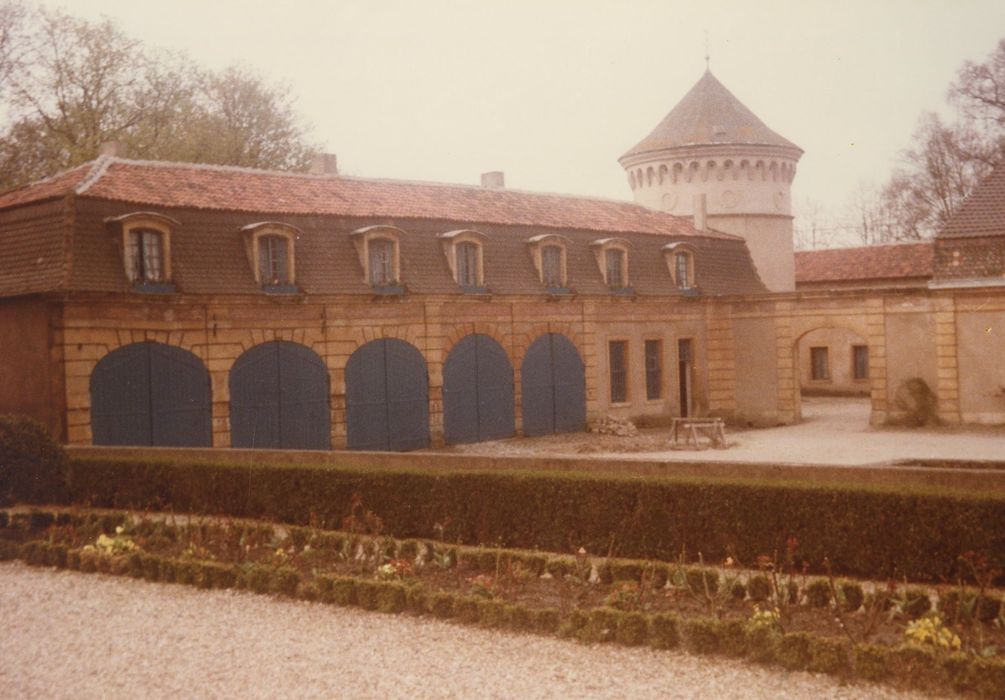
542, 245, 562, 288
370, 239, 394, 285
258, 236, 289, 285
457, 241, 478, 287
675, 252, 690, 289
645, 339, 662, 400
606, 249, 623, 287
609, 340, 627, 403
853, 345, 869, 380
127, 231, 142, 281
810, 347, 829, 380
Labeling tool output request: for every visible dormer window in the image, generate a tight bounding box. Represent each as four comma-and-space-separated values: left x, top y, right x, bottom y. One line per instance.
438, 229, 486, 291
369, 238, 395, 286
591, 238, 630, 291
128, 229, 165, 282
351, 225, 405, 291
663, 242, 696, 291
528, 234, 570, 291
542, 245, 563, 287
105, 212, 178, 291
605, 249, 624, 287
258, 235, 289, 285
241, 222, 299, 292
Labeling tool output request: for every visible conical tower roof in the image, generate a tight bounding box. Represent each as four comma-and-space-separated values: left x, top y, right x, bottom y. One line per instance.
621, 70, 802, 161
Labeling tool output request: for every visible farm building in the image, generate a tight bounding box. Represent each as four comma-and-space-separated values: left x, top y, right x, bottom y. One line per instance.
1, 69, 1004, 449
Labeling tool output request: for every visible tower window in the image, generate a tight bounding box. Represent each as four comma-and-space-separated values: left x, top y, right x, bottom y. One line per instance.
127, 229, 164, 283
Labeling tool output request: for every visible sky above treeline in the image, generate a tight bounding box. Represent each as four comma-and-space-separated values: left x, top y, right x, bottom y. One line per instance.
37, 0, 1005, 221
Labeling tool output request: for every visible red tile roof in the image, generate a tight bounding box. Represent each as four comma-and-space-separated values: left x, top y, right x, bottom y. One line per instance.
0, 157, 735, 241
940, 164, 1005, 239
794, 242, 934, 284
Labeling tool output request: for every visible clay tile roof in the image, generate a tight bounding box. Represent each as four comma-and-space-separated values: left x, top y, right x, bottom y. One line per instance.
621, 70, 802, 161
0, 157, 736, 241
940, 164, 1005, 238
795, 242, 934, 284
0, 161, 97, 209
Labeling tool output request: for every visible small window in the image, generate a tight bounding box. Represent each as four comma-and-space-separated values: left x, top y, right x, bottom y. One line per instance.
609, 340, 628, 403
257, 235, 289, 285
675, 252, 692, 289
810, 347, 830, 381
645, 339, 662, 400
852, 345, 869, 380
541, 245, 564, 288
605, 249, 625, 288
369, 238, 396, 286
127, 229, 164, 283
456, 241, 479, 288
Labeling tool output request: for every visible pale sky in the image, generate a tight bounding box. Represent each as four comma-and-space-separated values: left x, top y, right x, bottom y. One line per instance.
39, 0, 1005, 231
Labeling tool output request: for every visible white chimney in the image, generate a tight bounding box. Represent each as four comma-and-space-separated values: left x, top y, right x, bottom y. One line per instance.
693, 193, 707, 231
310, 152, 339, 175
481, 171, 505, 188
99, 141, 127, 158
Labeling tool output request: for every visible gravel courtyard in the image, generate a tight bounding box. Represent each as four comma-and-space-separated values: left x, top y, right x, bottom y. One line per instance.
1, 563, 939, 699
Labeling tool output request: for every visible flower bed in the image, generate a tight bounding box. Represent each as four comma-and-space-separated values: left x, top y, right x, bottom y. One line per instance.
2, 507, 1004, 697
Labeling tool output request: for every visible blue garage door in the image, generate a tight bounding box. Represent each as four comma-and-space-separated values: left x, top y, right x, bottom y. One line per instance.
90, 342, 212, 447
230, 341, 331, 450
520, 333, 586, 437
443, 334, 515, 444
345, 338, 429, 451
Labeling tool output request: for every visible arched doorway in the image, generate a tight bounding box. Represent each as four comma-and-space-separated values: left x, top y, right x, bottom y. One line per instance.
442, 334, 514, 444
90, 342, 212, 446
345, 338, 429, 451
794, 327, 871, 427
230, 341, 330, 450
520, 333, 586, 437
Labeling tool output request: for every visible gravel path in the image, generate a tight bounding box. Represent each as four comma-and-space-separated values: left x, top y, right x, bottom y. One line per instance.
0, 563, 939, 699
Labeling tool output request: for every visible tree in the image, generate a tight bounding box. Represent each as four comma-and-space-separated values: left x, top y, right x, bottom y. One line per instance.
0, 6, 318, 190
873, 40, 1005, 240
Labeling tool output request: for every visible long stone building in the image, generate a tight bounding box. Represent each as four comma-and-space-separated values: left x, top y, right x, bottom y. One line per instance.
1, 69, 1004, 449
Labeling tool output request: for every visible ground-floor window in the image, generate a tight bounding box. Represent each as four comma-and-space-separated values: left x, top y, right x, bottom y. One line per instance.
810, 346, 830, 380
644, 339, 662, 400
609, 340, 627, 403
852, 344, 869, 380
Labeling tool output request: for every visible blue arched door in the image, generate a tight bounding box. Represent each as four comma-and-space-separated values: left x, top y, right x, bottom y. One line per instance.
443, 334, 515, 444
520, 333, 586, 437
230, 341, 331, 450
345, 338, 429, 451
90, 342, 212, 446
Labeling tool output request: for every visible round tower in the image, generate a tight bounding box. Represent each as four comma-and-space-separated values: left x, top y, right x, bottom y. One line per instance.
619, 69, 802, 291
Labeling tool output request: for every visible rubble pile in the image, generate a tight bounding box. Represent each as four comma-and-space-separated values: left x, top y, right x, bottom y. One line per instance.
589, 415, 639, 437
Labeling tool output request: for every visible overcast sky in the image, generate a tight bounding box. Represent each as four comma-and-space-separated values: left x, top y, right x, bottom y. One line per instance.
39, 0, 1005, 227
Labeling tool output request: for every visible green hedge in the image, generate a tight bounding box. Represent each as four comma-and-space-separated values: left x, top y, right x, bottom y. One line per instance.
0, 414, 69, 505
5, 538, 1005, 698
64, 456, 1005, 583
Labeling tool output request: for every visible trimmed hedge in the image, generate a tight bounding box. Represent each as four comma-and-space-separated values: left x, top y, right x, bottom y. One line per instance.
62, 456, 1005, 584
0, 415, 69, 505
5, 538, 1004, 697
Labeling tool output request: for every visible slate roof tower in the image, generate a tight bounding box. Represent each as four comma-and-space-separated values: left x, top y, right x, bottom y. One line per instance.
620, 69, 803, 291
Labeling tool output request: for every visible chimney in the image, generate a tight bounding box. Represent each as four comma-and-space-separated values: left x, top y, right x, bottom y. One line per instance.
693, 193, 707, 231
309, 152, 339, 175
481, 171, 505, 189
99, 141, 127, 158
